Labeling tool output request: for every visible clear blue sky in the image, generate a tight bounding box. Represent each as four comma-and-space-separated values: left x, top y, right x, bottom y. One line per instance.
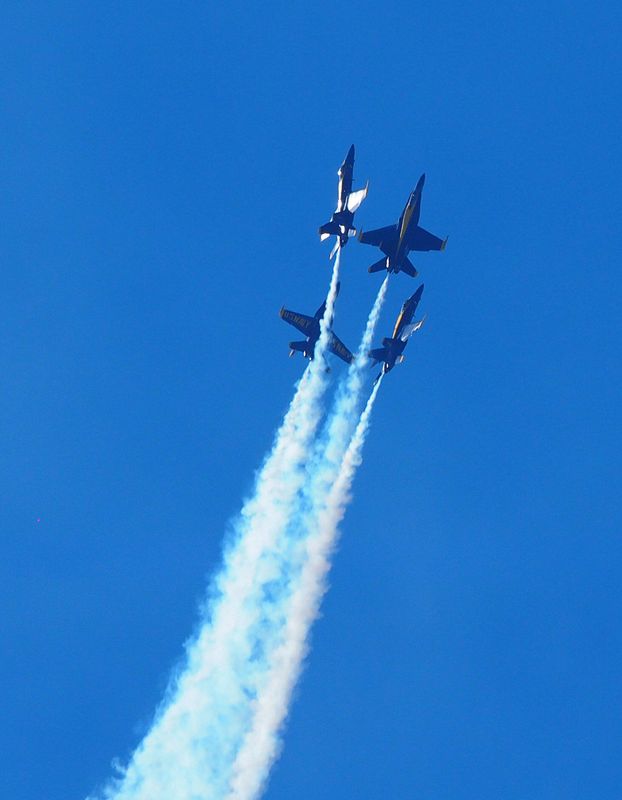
1, 2, 621, 798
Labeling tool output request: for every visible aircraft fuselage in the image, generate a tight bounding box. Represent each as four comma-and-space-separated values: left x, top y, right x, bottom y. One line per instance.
319, 145, 367, 252
336, 145, 355, 211
394, 174, 425, 264
369, 284, 424, 374
333, 148, 356, 244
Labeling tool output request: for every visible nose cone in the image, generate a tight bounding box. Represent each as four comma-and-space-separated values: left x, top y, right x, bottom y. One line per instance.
406, 284, 424, 307
345, 144, 355, 164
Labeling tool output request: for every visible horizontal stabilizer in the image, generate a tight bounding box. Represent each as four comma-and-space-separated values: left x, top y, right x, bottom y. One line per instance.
400, 257, 418, 278
368, 347, 387, 365
368, 257, 387, 274
289, 341, 308, 357
319, 221, 340, 240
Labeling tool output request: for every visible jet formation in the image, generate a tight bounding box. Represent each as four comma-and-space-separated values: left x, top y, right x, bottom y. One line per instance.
280, 145, 447, 377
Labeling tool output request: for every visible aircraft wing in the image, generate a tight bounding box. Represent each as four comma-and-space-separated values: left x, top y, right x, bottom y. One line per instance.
358, 225, 397, 254
346, 184, 368, 213
280, 308, 316, 336
410, 225, 446, 252
399, 317, 426, 341
328, 333, 353, 364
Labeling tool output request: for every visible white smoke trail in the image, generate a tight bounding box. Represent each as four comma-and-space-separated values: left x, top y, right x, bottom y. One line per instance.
90, 256, 342, 800
316, 275, 388, 477
226, 282, 388, 800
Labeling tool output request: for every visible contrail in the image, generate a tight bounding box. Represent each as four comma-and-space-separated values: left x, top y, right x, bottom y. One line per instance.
91, 255, 342, 800
225, 281, 388, 800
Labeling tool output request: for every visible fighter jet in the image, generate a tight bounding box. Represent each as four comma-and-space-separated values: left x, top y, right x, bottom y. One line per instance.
318, 145, 368, 259
358, 174, 447, 277
369, 284, 426, 378
280, 283, 353, 365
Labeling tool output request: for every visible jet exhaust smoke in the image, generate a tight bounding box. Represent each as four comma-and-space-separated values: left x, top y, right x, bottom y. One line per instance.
90, 256, 342, 800
226, 379, 384, 800
225, 281, 388, 800
91, 256, 388, 800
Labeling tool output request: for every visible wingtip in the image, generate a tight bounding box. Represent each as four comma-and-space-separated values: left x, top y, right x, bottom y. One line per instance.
441, 236, 448, 251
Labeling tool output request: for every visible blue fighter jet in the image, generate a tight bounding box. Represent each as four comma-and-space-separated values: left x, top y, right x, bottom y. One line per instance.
280, 283, 353, 365
358, 174, 447, 277
319, 145, 368, 259
369, 284, 426, 379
